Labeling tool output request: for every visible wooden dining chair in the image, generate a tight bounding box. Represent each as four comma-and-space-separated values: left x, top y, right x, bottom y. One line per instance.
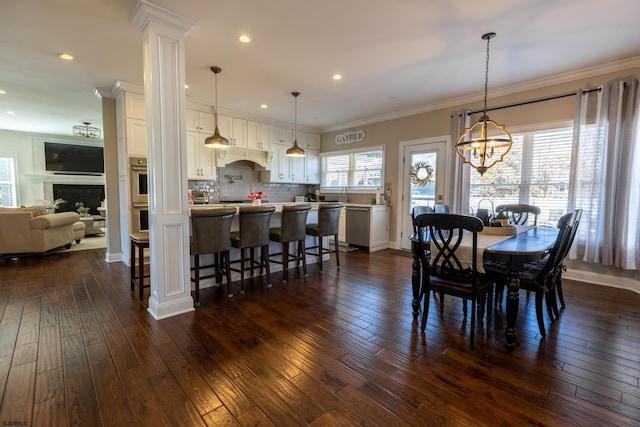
414, 213, 494, 349
487, 211, 575, 337
411, 205, 434, 235
433, 203, 451, 213
552, 208, 583, 310
495, 204, 541, 226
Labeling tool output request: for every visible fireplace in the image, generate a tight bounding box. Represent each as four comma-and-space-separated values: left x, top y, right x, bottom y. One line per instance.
53, 184, 105, 216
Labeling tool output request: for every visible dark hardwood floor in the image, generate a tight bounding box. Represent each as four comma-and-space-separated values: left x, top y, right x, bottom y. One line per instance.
1, 248, 639, 426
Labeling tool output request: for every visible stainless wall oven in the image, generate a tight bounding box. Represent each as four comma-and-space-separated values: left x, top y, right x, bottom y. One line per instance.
129, 157, 148, 232
130, 157, 148, 204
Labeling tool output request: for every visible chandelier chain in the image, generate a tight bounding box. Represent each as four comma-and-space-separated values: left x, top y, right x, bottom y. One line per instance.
483, 35, 491, 115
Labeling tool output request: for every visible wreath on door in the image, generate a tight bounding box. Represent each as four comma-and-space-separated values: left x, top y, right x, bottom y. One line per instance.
409, 161, 434, 187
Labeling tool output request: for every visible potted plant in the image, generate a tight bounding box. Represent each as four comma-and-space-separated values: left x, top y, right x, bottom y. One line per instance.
495, 209, 509, 227
75, 202, 91, 216
41, 198, 67, 214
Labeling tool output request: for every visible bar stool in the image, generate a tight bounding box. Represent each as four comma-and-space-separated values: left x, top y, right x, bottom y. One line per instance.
190, 207, 236, 305
130, 231, 150, 301
269, 204, 312, 283
306, 202, 344, 271
230, 206, 276, 293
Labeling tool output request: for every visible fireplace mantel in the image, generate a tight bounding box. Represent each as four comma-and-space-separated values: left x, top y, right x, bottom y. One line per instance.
25, 174, 105, 185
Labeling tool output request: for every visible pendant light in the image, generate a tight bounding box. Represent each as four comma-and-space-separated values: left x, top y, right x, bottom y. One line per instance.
286, 91, 305, 157
455, 32, 512, 176
204, 66, 230, 149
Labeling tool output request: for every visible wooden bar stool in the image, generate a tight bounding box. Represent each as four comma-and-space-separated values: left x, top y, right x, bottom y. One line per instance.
230, 206, 276, 293
306, 202, 344, 271
190, 207, 236, 305
269, 204, 312, 283
130, 231, 150, 301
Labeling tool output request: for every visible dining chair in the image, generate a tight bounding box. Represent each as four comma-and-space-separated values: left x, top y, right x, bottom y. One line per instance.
414, 213, 494, 349
553, 208, 583, 310
433, 203, 451, 213
494, 204, 541, 226
411, 205, 434, 234
487, 211, 575, 337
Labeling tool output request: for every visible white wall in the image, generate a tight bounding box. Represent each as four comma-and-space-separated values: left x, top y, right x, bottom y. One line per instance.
0, 129, 105, 207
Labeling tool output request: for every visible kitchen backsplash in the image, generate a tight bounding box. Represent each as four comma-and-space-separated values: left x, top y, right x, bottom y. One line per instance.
189, 163, 385, 204
189, 164, 313, 203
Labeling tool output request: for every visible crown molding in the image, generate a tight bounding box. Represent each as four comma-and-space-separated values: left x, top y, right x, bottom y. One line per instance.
322, 56, 640, 133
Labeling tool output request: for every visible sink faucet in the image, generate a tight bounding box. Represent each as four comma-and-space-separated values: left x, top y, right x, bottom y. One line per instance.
342, 186, 348, 203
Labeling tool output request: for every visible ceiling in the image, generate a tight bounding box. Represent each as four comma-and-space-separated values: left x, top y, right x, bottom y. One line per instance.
1, 0, 640, 138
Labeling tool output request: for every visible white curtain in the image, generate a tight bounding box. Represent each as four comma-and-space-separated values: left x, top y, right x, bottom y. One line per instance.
569, 78, 640, 269
449, 110, 471, 214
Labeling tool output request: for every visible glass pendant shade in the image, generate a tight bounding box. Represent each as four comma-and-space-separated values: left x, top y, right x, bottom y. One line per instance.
286, 91, 305, 157
455, 32, 512, 176
205, 66, 229, 149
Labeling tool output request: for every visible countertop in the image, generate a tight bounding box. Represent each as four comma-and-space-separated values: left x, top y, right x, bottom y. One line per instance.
188, 201, 389, 213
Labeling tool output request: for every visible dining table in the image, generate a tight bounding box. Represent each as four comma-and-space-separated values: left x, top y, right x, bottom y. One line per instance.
410, 224, 559, 352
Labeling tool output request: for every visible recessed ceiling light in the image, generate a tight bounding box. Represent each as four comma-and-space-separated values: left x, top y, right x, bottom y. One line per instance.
260, 104, 268, 109
59, 53, 74, 60
238, 34, 251, 43
0, 90, 6, 94
6, 111, 15, 115
332, 74, 342, 80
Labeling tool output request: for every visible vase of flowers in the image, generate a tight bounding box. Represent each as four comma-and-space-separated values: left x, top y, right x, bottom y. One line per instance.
40, 198, 67, 214
75, 202, 91, 216
248, 191, 267, 206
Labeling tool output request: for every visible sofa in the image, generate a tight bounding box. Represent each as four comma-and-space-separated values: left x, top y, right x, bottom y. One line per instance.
0, 206, 84, 256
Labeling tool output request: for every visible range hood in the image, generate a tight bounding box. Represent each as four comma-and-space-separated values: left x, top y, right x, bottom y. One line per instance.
216, 148, 272, 170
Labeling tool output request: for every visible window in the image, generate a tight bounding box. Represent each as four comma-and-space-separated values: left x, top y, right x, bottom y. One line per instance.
469, 124, 573, 225
0, 156, 18, 207
321, 146, 384, 190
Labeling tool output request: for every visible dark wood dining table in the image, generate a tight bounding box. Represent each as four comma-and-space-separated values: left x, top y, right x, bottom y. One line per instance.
410, 225, 559, 352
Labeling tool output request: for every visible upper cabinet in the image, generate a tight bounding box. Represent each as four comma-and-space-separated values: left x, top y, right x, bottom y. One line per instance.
186, 109, 214, 134
186, 131, 217, 180
306, 133, 321, 150
217, 114, 247, 148
247, 121, 271, 151
116, 89, 147, 157
125, 92, 146, 120
271, 126, 292, 147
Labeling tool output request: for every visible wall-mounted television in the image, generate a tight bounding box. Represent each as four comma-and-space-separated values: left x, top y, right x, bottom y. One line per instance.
44, 142, 104, 175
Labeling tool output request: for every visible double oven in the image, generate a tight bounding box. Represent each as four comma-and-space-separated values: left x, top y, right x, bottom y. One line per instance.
129, 157, 149, 233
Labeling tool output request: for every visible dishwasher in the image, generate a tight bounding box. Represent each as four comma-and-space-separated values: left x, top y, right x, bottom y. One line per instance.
346, 206, 371, 247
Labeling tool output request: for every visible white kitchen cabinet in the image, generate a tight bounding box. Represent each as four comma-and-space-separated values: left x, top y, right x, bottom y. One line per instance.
305, 149, 320, 184
125, 92, 146, 120
186, 109, 214, 134
247, 121, 271, 150
125, 118, 147, 157
306, 133, 321, 149
271, 126, 292, 146
266, 143, 290, 182
217, 115, 247, 148
370, 205, 390, 251
186, 131, 217, 180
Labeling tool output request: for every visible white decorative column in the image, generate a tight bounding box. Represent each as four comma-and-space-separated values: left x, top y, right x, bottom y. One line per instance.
130, 1, 196, 319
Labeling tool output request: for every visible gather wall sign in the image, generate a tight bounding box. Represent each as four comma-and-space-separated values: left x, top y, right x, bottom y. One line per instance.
335, 129, 366, 145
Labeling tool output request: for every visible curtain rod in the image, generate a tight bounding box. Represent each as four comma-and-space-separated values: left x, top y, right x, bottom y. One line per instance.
467, 87, 601, 115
